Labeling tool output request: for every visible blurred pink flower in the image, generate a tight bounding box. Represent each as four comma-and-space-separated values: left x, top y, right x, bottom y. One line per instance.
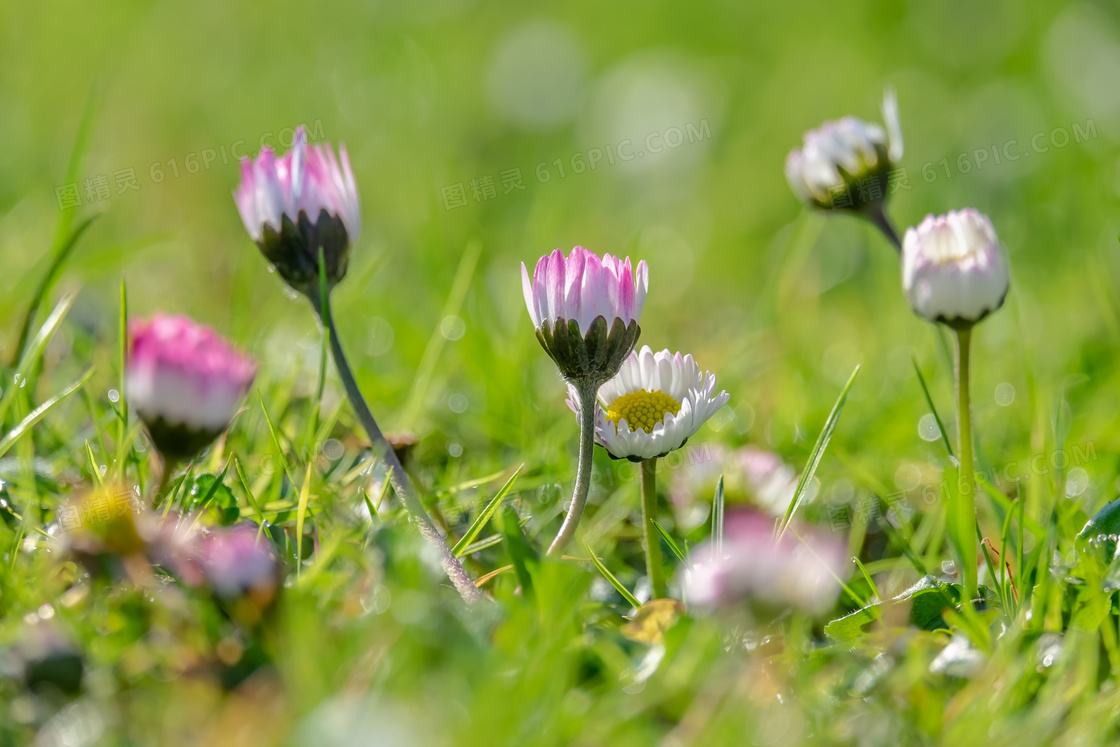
127, 314, 256, 460
734, 446, 798, 516
192, 524, 279, 598
684, 509, 850, 615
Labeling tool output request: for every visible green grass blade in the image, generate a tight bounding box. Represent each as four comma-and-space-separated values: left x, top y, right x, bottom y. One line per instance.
234, 456, 267, 536
459, 533, 505, 556
400, 241, 481, 428
11, 215, 99, 369
712, 475, 725, 559
115, 276, 129, 476
911, 354, 954, 460
0, 294, 77, 426
583, 541, 641, 609
257, 390, 298, 486
85, 440, 103, 486
778, 365, 860, 538
453, 464, 523, 557
0, 368, 93, 459
853, 556, 881, 601
295, 463, 314, 579
651, 520, 689, 568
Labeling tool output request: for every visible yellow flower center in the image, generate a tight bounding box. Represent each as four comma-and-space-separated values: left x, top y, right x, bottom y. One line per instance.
605, 389, 681, 433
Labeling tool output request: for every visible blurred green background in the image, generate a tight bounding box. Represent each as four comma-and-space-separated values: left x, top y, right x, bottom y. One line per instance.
2, 0, 1120, 531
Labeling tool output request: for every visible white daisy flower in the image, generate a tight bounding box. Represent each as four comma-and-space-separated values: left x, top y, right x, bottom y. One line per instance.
568, 346, 729, 462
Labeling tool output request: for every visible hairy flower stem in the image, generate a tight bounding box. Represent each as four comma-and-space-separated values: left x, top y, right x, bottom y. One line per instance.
547, 380, 599, 556
640, 458, 666, 599
864, 204, 902, 254
954, 326, 978, 600
310, 288, 483, 604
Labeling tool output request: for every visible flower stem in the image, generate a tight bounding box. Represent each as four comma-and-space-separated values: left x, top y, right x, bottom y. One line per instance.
864, 203, 902, 254
547, 380, 599, 556
954, 326, 978, 600
310, 289, 483, 604
640, 457, 666, 599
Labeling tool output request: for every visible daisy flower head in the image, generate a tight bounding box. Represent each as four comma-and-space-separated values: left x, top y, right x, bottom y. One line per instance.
568, 345, 729, 462
522, 246, 648, 386
786, 88, 902, 214
902, 208, 1009, 329
234, 125, 360, 296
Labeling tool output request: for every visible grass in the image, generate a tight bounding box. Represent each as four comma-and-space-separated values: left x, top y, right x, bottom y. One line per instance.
4, 0, 1120, 744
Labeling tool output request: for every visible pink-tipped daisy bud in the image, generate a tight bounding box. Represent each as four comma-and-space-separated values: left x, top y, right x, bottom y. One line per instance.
521, 246, 648, 385
127, 315, 257, 461
786, 89, 902, 213
234, 125, 360, 295
567, 345, 728, 462
902, 208, 1010, 329
683, 510, 850, 616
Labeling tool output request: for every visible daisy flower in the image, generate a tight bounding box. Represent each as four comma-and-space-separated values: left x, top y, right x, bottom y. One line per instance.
571, 346, 729, 462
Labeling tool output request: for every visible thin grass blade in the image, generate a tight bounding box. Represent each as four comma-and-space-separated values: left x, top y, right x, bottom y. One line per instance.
453, 464, 523, 557
778, 365, 860, 538
0, 368, 93, 459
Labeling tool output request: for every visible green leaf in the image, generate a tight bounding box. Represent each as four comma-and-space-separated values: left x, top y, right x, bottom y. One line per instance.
1077, 499, 1120, 573
453, 464, 523, 557
825, 576, 959, 643
185, 470, 239, 527
779, 365, 860, 538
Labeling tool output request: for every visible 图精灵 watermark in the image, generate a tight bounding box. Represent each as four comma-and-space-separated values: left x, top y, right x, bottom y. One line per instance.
54, 120, 328, 211
822, 118, 1098, 210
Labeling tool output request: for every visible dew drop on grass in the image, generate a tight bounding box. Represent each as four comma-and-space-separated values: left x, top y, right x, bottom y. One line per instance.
107, 389, 120, 403
322, 438, 344, 460
448, 393, 468, 413
440, 315, 466, 341
894, 464, 921, 491
1065, 466, 1089, 497
994, 382, 1015, 406
447, 442, 463, 458
918, 414, 941, 442
367, 317, 394, 356
361, 584, 391, 615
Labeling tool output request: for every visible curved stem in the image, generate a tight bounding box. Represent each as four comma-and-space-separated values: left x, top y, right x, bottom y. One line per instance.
863, 204, 902, 254
310, 288, 483, 604
547, 380, 599, 556
955, 326, 977, 599
641, 458, 665, 599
